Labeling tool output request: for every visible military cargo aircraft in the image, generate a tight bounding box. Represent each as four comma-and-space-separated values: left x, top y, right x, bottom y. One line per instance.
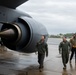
0, 0, 48, 53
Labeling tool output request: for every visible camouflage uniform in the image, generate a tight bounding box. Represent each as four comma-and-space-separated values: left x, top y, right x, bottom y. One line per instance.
59, 40, 70, 68
36, 40, 48, 69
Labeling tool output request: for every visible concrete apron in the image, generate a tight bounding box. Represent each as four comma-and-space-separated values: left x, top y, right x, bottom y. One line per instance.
0, 45, 75, 75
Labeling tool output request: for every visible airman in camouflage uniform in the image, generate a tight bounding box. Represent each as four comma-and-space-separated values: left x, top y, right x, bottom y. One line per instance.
36, 35, 48, 71
59, 37, 71, 69
70, 33, 76, 63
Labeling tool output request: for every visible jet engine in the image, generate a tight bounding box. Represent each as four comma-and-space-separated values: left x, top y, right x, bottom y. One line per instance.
0, 16, 48, 53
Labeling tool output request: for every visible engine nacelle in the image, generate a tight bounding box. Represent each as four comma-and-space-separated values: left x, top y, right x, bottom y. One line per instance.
0, 17, 48, 53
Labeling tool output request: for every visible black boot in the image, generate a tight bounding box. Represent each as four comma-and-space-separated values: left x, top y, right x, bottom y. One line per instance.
63, 64, 66, 69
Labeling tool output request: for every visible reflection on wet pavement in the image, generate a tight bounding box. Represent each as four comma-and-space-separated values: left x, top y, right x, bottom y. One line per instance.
62, 69, 68, 75
0, 45, 76, 75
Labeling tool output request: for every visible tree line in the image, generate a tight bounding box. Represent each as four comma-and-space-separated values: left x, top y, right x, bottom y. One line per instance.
49, 33, 75, 38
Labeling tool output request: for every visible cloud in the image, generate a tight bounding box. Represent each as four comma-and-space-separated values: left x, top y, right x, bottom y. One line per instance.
17, 0, 76, 34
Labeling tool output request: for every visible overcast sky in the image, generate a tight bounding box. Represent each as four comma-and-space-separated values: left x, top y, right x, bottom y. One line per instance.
17, 0, 76, 34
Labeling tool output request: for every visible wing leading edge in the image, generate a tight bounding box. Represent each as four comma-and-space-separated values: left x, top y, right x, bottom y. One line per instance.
0, 0, 28, 9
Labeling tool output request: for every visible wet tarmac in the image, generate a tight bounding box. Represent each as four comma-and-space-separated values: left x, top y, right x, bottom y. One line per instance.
0, 45, 76, 75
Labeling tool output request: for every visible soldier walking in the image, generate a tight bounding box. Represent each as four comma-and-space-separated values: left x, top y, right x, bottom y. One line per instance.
36, 35, 48, 72
70, 33, 76, 63
59, 37, 71, 69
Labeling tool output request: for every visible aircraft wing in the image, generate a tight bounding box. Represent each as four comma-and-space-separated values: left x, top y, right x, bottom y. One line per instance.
0, 0, 28, 9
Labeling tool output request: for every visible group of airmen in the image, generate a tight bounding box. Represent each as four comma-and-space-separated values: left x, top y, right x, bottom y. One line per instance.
0, 34, 76, 72
36, 34, 76, 72
59, 33, 76, 69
